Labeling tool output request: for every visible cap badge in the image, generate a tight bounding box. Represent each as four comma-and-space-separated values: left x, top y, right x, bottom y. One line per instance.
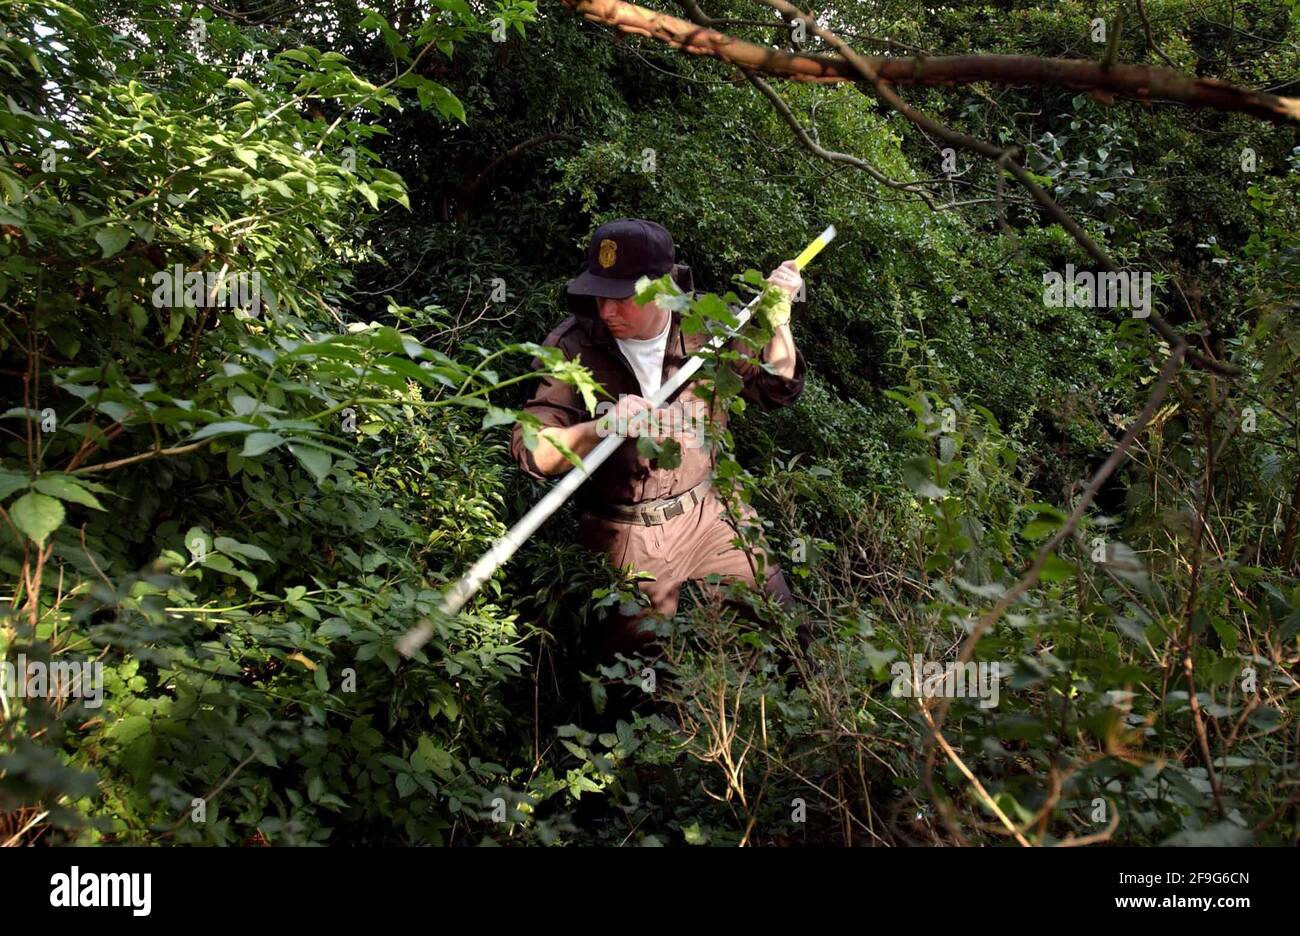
598, 238, 618, 269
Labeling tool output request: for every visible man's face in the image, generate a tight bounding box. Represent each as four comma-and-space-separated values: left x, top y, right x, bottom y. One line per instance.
597, 295, 664, 340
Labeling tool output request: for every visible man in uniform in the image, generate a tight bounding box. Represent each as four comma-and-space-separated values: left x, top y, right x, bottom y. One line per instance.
509, 218, 807, 658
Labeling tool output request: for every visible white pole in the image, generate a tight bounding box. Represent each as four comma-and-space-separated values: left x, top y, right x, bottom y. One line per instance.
396, 225, 836, 657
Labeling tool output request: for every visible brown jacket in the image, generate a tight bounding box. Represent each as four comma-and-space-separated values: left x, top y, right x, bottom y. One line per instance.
509, 298, 807, 510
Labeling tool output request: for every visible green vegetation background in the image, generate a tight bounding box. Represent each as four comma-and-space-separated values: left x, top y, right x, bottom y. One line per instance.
1, 0, 1297, 845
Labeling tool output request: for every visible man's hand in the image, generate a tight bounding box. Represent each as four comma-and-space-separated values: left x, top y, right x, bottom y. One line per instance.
597, 395, 705, 447
766, 259, 803, 299
597, 394, 653, 437
756, 259, 800, 379
533, 394, 657, 476
762, 259, 802, 328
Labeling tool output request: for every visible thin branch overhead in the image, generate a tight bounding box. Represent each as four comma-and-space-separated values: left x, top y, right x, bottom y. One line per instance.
560, 0, 1300, 125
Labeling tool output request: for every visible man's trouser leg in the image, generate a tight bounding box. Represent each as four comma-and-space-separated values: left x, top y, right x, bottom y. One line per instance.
578, 510, 683, 660
680, 489, 796, 615
580, 489, 794, 660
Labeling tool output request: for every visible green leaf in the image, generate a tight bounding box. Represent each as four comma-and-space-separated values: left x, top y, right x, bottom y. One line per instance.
1023, 502, 1068, 520
33, 474, 105, 510
94, 225, 131, 258
189, 420, 262, 442
0, 407, 42, 421
430, 0, 472, 17
277, 49, 316, 66
1038, 552, 1075, 583
0, 469, 29, 502
185, 527, 212, 560
242, 432, 286, 456
902, 456, 946, 498
11, 491, 64, 545
225, 77, 264, 104
481, 406, 515, 430
654, 437, 682, 470
426, 83, 466, 123
714, 365, 743, 399
1114, 616, 1150, 644
288, 443, 332, 482
214, 536, 273, 563
1020, 518, 1059, 540
682, 822, 710, 845
1211, 618, 1239, 652
1161, 822, 1252, 847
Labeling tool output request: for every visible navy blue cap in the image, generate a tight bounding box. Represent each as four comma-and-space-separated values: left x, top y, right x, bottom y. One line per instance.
566, 218, 676, 299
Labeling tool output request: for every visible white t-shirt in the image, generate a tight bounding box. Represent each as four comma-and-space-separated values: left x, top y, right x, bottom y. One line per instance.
615, 314, 671, 399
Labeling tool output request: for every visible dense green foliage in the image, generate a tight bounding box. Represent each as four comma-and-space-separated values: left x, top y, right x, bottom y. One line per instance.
1, 0, 1298, 846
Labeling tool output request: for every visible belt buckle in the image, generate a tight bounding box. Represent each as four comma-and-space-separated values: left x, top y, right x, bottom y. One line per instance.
662, 499, 685, 521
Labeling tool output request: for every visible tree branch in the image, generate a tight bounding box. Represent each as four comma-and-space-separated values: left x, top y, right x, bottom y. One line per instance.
69, 439, 213, 475
559, 0, 1300, 126
738, 68, 940, 209
453, 132, 577, 218
759, 0, 1237, 376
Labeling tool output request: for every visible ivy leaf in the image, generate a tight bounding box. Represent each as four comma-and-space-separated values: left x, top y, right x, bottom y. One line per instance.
11, 490, 64, 545
682, 822, 710, 845
655, 437, 682, 470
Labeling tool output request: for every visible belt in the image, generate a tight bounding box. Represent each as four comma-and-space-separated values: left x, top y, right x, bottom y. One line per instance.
596, 478, 713, 526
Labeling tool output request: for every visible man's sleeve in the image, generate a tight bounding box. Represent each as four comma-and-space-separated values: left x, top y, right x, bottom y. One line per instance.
728, 334, 808, 412
509, 331, 589, 481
